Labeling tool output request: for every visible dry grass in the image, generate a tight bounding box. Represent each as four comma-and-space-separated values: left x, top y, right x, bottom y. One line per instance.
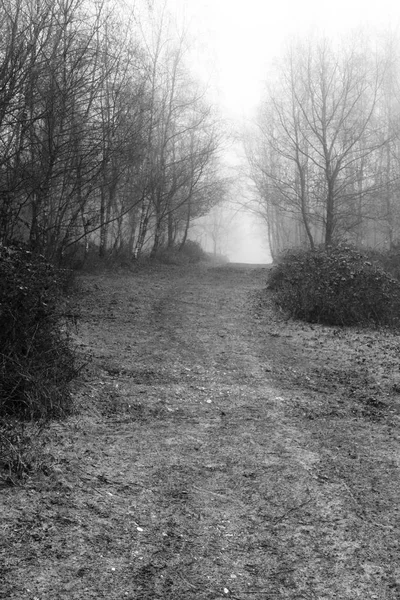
1, 263, 399, 599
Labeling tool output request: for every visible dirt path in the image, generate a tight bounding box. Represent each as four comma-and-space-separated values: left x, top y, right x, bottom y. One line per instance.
1, 263, 400, 599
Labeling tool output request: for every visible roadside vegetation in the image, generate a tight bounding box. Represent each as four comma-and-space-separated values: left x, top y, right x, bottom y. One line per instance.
0, 239, 214, 485
268, 244, 400, 327
0, 245, 81, 483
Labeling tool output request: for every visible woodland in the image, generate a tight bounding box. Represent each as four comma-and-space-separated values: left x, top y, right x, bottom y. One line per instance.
0, 0, 227, 265
1, 3, 400, 598
1, 1, 400, 263
247, 35, 400, 260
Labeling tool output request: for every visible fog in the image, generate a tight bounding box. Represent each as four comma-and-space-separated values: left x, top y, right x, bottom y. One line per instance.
227, 213, 272, 264
189, 205, 272, 265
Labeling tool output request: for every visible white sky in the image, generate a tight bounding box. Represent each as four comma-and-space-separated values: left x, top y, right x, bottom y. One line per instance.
167, 0, 400, 119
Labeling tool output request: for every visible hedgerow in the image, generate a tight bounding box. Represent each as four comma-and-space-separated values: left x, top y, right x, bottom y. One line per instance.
268, 245, 400, 327
179, 240, 209, 263
0, 245, 80, 420
154, 241, 209, 265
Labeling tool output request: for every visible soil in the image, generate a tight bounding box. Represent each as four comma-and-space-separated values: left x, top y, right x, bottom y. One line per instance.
1, 262, 400, 600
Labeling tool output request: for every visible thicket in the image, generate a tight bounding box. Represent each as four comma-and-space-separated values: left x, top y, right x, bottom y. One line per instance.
370, 246, 400, 281
63, 239, 211, 271
153, 241, 210, 265
268, 245, 400, 327
0, 245, 80, 421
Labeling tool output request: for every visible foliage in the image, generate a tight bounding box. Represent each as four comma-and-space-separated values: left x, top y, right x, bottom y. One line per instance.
152, 241, 209, 265
370, 246, 400, 282
268, 245, 400, 327
0, 245, 80, 419
62, 242, 211, 271
179, 240, 210, 263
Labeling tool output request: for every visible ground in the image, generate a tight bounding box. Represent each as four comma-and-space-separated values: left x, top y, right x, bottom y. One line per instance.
1, 262, 400, 599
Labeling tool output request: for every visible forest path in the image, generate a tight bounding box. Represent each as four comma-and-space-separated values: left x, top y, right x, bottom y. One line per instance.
1, 263, 399, 600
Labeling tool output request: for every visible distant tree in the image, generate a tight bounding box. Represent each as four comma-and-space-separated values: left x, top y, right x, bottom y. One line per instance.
249, 35, 389, 254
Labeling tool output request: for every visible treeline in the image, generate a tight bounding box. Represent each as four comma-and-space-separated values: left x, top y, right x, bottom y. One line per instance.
246, 34, 400, 260
0, 0, 225, 264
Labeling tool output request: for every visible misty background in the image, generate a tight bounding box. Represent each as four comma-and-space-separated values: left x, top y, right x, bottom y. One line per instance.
0, 0, 400, 265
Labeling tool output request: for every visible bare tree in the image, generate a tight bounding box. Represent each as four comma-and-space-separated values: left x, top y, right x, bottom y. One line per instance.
249, 35, 388, 253
0, 0, 226, 262
131, 7, 225, 258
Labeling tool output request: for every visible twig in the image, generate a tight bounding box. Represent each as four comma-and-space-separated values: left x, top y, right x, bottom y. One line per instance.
177, 571, 197, 590
193, 486, 246, 507
272, 497, 313, 526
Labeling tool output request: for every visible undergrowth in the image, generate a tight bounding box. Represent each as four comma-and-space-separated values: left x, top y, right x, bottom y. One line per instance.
0, 244, 80, 421
268, 245, 400, 327
154, 240, 210, 265
0, 419, 52, 484
63, 240, 210, 272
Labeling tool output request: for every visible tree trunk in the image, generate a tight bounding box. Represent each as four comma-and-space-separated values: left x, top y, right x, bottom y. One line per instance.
167, 211, 174, 248
133, 198, 150, 258
325, 183, 335, 246
150, 214, 163, 257
99, 188, 107, 258
179, 195, 192, 250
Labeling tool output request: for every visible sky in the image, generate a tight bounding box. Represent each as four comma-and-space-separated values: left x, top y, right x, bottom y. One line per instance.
164, 0, 400, 263
167, 0, 400, 118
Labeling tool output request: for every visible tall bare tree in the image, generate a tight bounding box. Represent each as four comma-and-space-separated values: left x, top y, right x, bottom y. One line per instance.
249, 35, 389, 254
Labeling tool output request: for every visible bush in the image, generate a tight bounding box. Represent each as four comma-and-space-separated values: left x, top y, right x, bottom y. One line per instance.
370, 246, 400, 282
179, 240, 209, 263
0, 245, 80, 419
152, 247, 188, 265
268, 245, 400, 327
153, 241, 209, 265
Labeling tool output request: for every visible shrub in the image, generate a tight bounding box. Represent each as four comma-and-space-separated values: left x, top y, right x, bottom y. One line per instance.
153, 241, 209, 265
179, 240, 209, 263
0, 245, 80, 419
369, 246, 400, 282
268, 245, 400, 327
152, 247, 189, 265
